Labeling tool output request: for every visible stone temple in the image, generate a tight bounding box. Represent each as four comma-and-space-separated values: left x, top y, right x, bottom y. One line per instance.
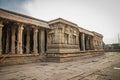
0, 8, 104, 65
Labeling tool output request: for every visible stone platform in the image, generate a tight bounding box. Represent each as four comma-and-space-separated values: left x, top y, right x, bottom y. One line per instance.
46, 50, 104, 62
0, 54, 44, 66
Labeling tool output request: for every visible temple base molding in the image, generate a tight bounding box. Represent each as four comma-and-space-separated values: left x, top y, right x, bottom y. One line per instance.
46, 50, 104, 62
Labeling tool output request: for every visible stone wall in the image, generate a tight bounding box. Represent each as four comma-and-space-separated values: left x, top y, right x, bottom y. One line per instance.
47, 22, 80, 53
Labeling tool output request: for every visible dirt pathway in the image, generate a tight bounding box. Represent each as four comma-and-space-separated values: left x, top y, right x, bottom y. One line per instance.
0, 52, 120, 80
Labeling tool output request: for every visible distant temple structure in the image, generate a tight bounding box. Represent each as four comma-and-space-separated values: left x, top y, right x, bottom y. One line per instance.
0, 8, 104, 65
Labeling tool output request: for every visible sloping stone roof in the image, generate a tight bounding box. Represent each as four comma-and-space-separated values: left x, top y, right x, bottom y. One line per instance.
49, 18, 79, 29
79, 27, 94, 36
0, 8, 49, 28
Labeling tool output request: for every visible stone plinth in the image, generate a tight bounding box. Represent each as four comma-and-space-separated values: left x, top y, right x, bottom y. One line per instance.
0, 54, 42, 66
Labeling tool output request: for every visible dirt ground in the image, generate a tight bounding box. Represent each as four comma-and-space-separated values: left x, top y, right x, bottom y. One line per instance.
0, 52, 120, 80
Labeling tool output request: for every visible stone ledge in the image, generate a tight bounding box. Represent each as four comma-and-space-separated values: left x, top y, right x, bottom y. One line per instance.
0, 54, 39, 58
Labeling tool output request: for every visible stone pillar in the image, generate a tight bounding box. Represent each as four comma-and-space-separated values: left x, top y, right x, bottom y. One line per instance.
93, 37, 96, 50
11, 26, 16, 54
100, 40, 103, 49
0, 22, 3, 55
26, 28, 30, 54
40, 29, 45, 54
33, 27, 38, 54
6, 27, 10, 53
90, 36, 94, 50
99, 41, 101, 49
76, 35, 79, 45
17, 24, 24, 54
86, 37, 89, 50
38, 30, 41, 53
68, 34, 70, 44
81, 33, 85, 51
61, 27, 64, 44
54, 28, 59, 43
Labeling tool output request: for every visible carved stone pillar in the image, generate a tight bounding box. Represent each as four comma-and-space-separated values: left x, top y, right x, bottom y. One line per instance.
81, 33, 85, 51
93, 37, 96, 50
17, 24, 24, 54
33, 27, 38, 54
26, 28, 30, 54
11, 26, 16, 54
40, 29, 45, 54
68, 34, 70, 44
0, 22, 3, 55
5, 27, 10, 53
38, 29, 41, 53
100, 40, 103, 49
86, 37, 89, 50
54, 28, 59, 43
76, 35, 79, 45
90, 37, 94, 50
61, 27, 64, 44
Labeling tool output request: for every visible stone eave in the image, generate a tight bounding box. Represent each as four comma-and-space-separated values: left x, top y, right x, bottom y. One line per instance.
92, 31, 103, 37
79, 27, 94, 36
0, 8, 49, 29
48, 18, 79, 29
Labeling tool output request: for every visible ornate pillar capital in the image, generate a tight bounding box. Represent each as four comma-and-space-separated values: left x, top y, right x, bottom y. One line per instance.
0, 21, 3, 28
33, 27, 38, 32
18, 24, 24, 30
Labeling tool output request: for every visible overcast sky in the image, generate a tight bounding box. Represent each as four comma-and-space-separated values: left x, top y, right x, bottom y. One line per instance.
0, 0, 120, 44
